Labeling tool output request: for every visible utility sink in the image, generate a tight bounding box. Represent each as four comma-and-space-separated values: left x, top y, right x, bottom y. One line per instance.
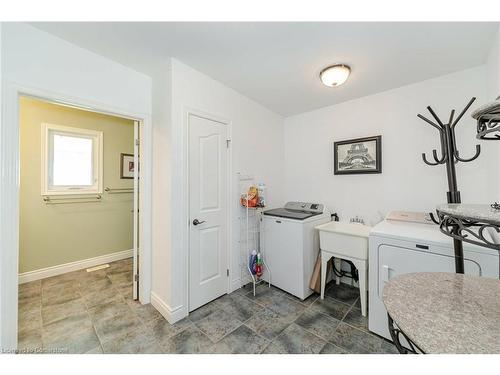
315, 221, 373, 316
315, 221, 372, 259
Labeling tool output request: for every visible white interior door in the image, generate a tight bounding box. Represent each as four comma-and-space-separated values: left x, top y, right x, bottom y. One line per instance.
189, 113, 228, 311
133, 120, 140, 300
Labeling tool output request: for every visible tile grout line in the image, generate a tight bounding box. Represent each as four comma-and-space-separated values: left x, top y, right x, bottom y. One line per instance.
325, 295, 374, 347
191, 305, 245, 345
95, 271, 148, 353
37, 287, 43, 350
256, 300, 310, 353
83, 275, 111, 353
241, 287, 327, 353
240, 322, 272, 347
17, 283, 43, 351
84, 265, 136, 352
288, 317, 342, 353
70, 274, 106, 353
256, 285, 361, 354
24, 262, 388, 354
140, 316, 165, 352
189, 293, 275, 351
281, 307, 335, 354
19, 261, 136, 354
186, 322, 214, 349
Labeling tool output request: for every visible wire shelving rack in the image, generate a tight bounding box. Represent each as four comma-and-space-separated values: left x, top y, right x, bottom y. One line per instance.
238, 174, 271, 296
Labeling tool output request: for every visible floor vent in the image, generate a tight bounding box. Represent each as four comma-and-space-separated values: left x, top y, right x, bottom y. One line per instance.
86, 264, 110, 272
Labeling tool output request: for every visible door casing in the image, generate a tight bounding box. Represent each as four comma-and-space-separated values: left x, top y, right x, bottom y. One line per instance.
0, 83, 152, 349
185, 108, 232, 313
133, 120, 140, 300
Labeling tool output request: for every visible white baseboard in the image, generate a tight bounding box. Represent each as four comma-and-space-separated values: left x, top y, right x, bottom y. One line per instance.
150, 292, 186, 324
19, 249, 133, 284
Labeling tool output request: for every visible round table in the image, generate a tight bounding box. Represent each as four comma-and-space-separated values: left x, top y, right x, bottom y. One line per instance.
436, 203, 500, 251
383, 272, 500, 354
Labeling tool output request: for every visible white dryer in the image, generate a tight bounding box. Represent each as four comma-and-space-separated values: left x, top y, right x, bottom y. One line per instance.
261, 202, 330, 300
368, 219, 499, 340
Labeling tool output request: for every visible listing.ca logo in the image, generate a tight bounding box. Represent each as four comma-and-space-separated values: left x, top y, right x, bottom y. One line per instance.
2, 347, 68, 354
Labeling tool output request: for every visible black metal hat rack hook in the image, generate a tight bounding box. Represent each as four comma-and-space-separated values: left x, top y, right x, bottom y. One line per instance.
417, 97, 481, 204
417, 97, 481, 273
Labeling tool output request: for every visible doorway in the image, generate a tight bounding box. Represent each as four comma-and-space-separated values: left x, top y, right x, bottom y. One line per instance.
17, 96, 142, 352
188, 112, 231, 312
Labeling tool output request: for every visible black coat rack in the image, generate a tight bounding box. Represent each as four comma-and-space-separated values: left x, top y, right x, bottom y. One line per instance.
417, 97, 481, 273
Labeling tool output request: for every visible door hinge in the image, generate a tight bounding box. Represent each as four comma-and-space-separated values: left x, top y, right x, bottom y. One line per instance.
226, 269, 229, 277
226, 139, 231, 148
135, 138, 140, 146
134, 274, 139, 282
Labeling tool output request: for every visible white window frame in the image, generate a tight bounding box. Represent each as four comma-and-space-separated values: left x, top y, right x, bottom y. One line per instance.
41, 123, 103, 196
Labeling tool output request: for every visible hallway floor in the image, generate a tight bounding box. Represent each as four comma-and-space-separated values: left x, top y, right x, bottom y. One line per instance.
18, 259, 397, 354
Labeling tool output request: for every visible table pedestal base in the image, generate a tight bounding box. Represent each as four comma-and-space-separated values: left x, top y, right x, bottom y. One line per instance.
387, 314, 424, 354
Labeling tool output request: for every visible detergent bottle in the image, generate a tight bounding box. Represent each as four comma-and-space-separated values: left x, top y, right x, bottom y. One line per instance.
249, 250, 257, 275
256, 252, 263, 278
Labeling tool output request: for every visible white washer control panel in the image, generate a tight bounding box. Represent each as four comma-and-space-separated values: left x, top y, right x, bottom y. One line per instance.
284, 201, 324, 213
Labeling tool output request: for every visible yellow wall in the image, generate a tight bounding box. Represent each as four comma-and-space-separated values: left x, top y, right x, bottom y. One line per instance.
19, 97, 135, 273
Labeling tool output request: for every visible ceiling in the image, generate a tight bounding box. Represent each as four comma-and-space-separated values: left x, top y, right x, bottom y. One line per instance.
32, 22, 498, 116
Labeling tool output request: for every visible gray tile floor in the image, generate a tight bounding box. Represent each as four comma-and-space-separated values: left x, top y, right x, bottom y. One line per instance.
18, 259, 397, 354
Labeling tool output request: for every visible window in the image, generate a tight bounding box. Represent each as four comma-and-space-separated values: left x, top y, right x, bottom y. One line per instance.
41, 123, 103, 195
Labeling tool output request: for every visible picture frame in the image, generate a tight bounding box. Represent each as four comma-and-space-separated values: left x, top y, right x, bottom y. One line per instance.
120, 153, 135, 179
334, 135, 382, 175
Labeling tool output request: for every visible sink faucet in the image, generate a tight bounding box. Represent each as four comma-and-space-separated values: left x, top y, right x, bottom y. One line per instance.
350, 216, 365, 225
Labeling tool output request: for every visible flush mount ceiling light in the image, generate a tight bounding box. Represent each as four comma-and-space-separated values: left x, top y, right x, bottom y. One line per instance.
320, 64, 351, 87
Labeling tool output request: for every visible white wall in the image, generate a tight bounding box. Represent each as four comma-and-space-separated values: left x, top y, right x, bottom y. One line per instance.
154, 59, 284, 322
0, 23, 152, 349
3, 24, 151, 115
486, 25, 500, 99
284, 66, 499, 226
151, 62, 173, 309
485, 25, 500, 194
0, 22, 4, 347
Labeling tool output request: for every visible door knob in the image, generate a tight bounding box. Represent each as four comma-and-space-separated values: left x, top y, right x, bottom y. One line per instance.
192, 219, 206, 226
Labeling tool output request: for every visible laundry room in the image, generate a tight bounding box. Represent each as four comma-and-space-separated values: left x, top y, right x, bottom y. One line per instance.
233, 55, 500, 354
223, 25, 500, 354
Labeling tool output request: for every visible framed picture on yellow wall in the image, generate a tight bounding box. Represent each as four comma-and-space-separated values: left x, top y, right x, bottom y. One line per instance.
120, 153, 134, 179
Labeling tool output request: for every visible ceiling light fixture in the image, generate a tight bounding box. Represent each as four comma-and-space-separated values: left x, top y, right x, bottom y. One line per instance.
320, 64, 351, 87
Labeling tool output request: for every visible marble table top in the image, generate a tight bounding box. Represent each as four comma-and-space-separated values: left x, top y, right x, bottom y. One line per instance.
436, 203, 500, 225
383, 272, 500, 353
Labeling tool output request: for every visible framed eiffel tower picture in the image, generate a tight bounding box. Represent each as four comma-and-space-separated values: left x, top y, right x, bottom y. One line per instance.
334, 135, 382, 175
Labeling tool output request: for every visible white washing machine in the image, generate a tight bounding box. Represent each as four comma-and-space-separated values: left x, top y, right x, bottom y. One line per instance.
261, 201, 330, 300
368, 219, 499, 340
